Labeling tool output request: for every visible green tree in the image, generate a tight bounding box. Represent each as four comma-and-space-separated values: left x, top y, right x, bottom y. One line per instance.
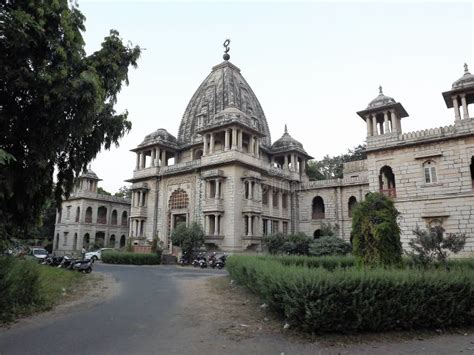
97, 187, 112, 196
0, 1, 141, 246
114, 185, 131, 199
171, 222, 205, 257
351, 192, 402, 266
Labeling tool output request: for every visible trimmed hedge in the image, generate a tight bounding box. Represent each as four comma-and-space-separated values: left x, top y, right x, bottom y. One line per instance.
101, 251, 162, 265
227, 255, 474, 333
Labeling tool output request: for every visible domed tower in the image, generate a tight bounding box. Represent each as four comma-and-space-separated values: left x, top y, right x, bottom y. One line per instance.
178, 40, 271, 158
76, 169, 101, 193
271, 125, 312, 178
357, 86, 409, 137
442, 63, 474, 121
132, 128, 178, 170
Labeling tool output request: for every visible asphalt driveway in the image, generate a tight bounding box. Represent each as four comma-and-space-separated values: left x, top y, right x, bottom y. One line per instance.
0, 264, 226, 355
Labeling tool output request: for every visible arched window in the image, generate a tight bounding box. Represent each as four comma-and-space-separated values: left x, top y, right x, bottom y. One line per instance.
379, 165, 396, 197
423, 161, 437, 184
109, 235, 116, 248
85, 207, 93, 223
313, 229, 321, 239
83, 233, 90, 249
111, 210, 118, 225
75, 206, 80, 222
97, 206, 107, 224
312, 196, 325, 219
120, 235, 126, 248
121, 211, 128, 226
73, 233, 78, 250
169, 189, 189, 209
95, 232, 105, 247
194, 149, 203, 160
348, 196, 357, 217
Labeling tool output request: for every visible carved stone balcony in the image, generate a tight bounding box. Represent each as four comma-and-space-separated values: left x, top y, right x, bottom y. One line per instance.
241, 199, 262, 214
131, 206, 148, 218
202, 198, 224, 213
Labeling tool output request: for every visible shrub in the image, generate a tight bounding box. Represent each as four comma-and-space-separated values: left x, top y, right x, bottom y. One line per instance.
263, 233, 312, 255
308, 236, 351, 257
408, 226, 466, 268
227, 255, 474, 333
102, 251, 161, 265
351, 192, 402, 266
171, 222, 204, 256
319, 222, 339, 237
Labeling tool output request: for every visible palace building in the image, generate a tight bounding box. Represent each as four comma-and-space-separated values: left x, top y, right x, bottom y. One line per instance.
125, 48, 474, 256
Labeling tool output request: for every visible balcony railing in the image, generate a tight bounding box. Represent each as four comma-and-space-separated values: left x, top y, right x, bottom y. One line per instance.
380, 188, 397, 198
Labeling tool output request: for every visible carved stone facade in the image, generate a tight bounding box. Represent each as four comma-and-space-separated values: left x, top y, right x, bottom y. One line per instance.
127, 57, 474, 256
53, 171, 131, 255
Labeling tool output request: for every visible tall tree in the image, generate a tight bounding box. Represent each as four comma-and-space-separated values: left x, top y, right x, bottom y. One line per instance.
0, 1, 141, 243
114, 185, 131, 199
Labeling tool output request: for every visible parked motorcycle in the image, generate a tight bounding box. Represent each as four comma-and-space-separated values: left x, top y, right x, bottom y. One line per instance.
71, 259, 93, 273
192, 253, 207, 268
215, 254, 227, 270
208, 252, 218, 269
178, 252, 191, 266
58, 256, 74, 269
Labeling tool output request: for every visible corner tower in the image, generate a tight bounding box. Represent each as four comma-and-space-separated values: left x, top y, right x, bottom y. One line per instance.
442, 63, 474, 122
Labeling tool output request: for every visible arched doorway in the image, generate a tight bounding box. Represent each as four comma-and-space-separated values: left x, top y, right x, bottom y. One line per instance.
111, 210, 118, 225
313, 229, 322, 239
120, 235, 126, 248
348, 196, 357, 217
83, 233, 90, 249
85, 207, 92, 223
97, 206, 107, 224
109, 235, 116, 248
168, 188, 190, 252
95, 232, 105, 248
379, 166, 396, 197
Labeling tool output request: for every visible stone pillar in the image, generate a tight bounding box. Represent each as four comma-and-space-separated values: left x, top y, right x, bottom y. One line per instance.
268, 189, 273, 212
215, 179, 220, 199
203, 134, 208, 156
224, 130, 230, 150
366, 116, 372, 136
255, 138, 260, 157
140, 151, 146, 169
249, 136, 254, 154
151, 148, 156, 167
214, 214, 219, 236
291, 154, 296, 171
372, 115, 378, 136
249, 181, 253, 200
461, 94, 469, 119
231, 129, 237, 150
161, 150, 167, 167
238, 130, 243, 150
384, 111, 390, 133
246, 215, 251, 236
135, 152, 140, 170
453, 96, 461, 121
205, 215, 209, 235
284, 155, 289, 170
210, 133, 215, 154
156, 147, 161, 166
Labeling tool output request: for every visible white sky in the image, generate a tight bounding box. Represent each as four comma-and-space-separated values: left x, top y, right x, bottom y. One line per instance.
77, 1, 473, 193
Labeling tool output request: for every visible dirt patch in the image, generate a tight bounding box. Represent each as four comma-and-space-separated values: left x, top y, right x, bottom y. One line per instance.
2, 271, 120, 330
179, 275, 474, 351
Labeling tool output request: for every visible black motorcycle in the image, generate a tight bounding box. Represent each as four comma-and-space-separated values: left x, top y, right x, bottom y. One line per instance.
208, 252, 218, 269
215, 254, 227, 270
178, 252, 191, 266
192, 253, 207, 268
71, 259, 93, 273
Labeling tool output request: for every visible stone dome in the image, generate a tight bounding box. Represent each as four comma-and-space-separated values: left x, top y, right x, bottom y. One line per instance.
139, 128, 177, 148
177, 61, 271, 146
367, 86, 396, 109
80, 169, 100, 180
452, 64, 474, 89
271, 126, 308, 155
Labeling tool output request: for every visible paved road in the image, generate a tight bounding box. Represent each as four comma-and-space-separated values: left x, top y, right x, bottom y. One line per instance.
0, 264, 226, 355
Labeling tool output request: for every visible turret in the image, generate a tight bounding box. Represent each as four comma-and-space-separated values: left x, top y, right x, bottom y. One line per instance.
442, 63, 474, 122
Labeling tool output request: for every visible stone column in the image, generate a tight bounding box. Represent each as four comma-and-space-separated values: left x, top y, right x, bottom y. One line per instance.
156, 147, 161, 166
203, 134, 208, 156
135, 152, 140, 170
384, 111, 390, 133
255, 138, 260, 157
372, 115, 378, 135
246, 215, 251, 236
214, 214, 219, 236
453, 96, 461, 121
249, 136, 254, 155
238, 130, 243, 150
249, 181, 254, 200
284, 155, 289, 170
224, 130, 230, 150
161, 150, 167, 167
231, 129, 237, 150
140, 151, 146, 169
461, 94, 469, 119
268, 189, 273, 212
291, 154, 296, 171
210, 133, 215, 154
215, 179, 220, 199
151, 148, 156, 167
366, 116, 372, 136
205, 215, 209, 235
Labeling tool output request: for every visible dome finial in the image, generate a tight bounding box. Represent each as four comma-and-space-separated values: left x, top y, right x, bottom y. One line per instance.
223, 39, 230, 61
379, 85, 383, 95
464, 63, 469, 73
284, 124, 288, 134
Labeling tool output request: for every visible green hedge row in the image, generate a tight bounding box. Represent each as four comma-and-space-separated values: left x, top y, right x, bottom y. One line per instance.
226, 255, 474, 333
101, 251, 162, 265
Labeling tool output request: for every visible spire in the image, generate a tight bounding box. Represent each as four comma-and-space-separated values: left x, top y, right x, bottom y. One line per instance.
464, 63, 469, 74
284, 124, 288, 134
379, 85, 383, 95
223, 39, 230, 61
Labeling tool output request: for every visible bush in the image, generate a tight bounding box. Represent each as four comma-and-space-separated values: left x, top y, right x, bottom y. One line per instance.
263, 233, 312, 255
408, 226, 466, 268
309, 236, 351, 257
227, 255, 474, 333
351, 192, 402, 266
171, 222, 204, 257
101, 251, 161, 265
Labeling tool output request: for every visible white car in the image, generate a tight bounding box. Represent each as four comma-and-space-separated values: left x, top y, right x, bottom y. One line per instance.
29, 248, 49, 260
85, 248, 114, 261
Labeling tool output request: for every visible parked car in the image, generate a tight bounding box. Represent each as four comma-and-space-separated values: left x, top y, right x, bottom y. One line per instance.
85, 248, 114, 261
29, 248, 49, 260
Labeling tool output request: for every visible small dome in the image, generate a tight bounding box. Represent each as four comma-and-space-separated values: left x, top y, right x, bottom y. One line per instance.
271, 125, 308, 154
367, 86, 396, 109
140, 128, 177, 147
80, 169, 99, 180
452, 63, 474, 89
